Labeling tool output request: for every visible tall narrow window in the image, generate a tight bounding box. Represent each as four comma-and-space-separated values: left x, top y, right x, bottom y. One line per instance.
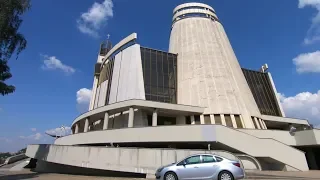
186, 116, 191, 124
224, 115, 233, 127
214, 115, 222, 125
204, 115, 211, 124
194, 115, 201, 124
234, 115, 243, 128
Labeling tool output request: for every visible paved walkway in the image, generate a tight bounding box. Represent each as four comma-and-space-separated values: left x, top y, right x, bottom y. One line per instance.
1, 169, 320, 180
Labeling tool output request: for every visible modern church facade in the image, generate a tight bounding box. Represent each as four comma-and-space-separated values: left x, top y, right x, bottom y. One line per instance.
26, 2, 320, 176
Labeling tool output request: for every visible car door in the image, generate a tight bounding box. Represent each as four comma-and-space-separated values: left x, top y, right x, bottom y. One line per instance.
196, 155, 220, 179
175, 155, 203, 180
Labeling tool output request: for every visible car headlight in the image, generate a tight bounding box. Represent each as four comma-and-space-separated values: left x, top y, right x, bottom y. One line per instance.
157, 167, 164, 172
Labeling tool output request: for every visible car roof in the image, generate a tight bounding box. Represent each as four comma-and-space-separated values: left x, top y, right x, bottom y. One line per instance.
182, 153, 225, 159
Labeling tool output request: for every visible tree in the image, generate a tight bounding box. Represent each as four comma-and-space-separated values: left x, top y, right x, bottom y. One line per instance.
0, 0, 31, 96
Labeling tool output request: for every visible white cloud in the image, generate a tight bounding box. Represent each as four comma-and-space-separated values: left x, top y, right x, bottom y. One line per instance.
19, 133, 42, 140
45, 126, 71, 137
77, 0, 114, 37
278, 90, 320, 126
299, 0, 320, 44
31, 128, 37, 132
41, 54, 76, 74
293, 51, 320, 73
77, 88, 92, 104
76, 88, 92, 112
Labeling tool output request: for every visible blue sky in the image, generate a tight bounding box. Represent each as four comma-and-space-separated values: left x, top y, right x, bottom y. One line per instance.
1, 0, 320, 152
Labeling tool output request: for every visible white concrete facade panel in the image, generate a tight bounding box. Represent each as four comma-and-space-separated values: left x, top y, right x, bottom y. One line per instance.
108, 53, 121, 104
97, 80, 108, 108
108, 44, 145, 104
89, 76, 98, 110
101, 33, 138, 67
94, 85, 100, 109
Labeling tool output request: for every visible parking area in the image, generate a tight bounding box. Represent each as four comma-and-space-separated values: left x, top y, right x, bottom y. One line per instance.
1, 169, 320, 180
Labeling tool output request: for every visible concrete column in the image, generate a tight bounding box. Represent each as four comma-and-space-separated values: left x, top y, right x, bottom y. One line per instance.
128, 107, 134, 128
210, 114, 215, 124
103, 112, 109, 130
239, 115, 246, 128
231, 115, 237, 128
152, 109, 158, 126
75, 124, 79, 134
191, 116, 196, 125
84, 118, 89, 132
200, 115, 205, 124
254, 117, 261, 129
220, 114, 226, 126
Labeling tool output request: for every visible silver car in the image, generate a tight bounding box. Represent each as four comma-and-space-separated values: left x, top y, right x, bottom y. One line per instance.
155, 154, 245, 180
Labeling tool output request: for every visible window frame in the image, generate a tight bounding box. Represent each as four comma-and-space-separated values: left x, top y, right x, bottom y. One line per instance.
177, 155, 202, 166
214, 156, 224, 162
201, 155, 216, 164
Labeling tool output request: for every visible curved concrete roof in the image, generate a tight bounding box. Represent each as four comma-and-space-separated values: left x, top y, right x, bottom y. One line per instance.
173, 2, 215, 14
101, 33, 137, 68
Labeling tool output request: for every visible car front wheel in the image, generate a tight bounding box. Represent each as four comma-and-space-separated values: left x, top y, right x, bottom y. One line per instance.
218, 171, 234, 180
164, 172, 178, 180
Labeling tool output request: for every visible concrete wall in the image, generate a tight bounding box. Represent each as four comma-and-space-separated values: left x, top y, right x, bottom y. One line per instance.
55, 125, 309, 171
169, 5, 260, 129
214, 125, 308, 171
26, 145, 241, 175
108, 44, 145, 104
3, 154, 27, 165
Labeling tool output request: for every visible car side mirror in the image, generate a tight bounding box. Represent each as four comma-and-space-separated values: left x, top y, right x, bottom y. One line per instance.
182, 161, 187, 166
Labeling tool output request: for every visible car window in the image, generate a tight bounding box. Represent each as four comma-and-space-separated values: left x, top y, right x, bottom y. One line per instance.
185, 155, 201, 165
215, 156, 224, 162
202, 155, 216, 163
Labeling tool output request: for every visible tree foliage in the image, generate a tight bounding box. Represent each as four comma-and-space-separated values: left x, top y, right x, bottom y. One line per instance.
0, 0, 30, 96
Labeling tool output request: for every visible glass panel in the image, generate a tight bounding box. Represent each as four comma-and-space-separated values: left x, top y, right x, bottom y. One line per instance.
202, 155, 216, 163
185, 156, 201, 165
215, 156, 223, 162
140, 47, 177, 104
235, 115, 243, 128
186, 116, 191, 124
204, 115, 211, 124
214, 115, 222, 125
242, 68, 281, 116
194, 115, 201, 124
224, 115, 233, 127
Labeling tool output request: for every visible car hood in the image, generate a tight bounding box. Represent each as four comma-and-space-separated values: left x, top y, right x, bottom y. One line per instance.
160, 162, 176, 169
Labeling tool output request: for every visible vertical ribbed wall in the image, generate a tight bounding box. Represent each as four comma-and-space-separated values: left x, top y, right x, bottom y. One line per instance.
169, 3, 261, 128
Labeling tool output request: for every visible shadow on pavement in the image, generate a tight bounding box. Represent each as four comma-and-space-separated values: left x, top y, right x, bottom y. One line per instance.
0, 172, 42, 180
